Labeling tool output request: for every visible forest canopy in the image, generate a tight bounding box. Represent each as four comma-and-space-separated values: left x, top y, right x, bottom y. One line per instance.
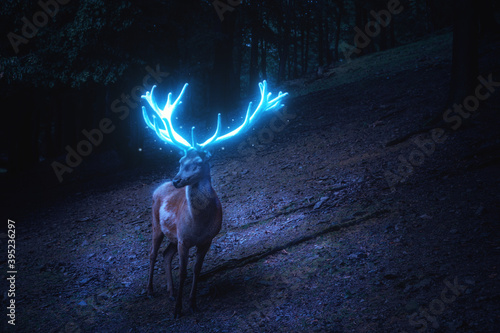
0, 0, 478, 174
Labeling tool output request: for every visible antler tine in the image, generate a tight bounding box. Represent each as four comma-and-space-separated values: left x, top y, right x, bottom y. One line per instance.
249, 80, 288, 123
142, 83, 192, 151
191, 126, 197, 148
201, 80, 288, 150
212, 102, 252, 143
199, 113, 222, 148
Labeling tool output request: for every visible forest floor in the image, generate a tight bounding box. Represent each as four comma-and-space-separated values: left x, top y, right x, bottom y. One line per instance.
2, 31, 500, 333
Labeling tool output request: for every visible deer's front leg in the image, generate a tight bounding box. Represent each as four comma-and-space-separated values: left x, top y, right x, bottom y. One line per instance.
174, 242, 189, 318
189, 242, 211, 312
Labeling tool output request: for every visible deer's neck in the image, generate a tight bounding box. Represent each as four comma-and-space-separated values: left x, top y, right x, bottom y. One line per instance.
185, 175, 216, 218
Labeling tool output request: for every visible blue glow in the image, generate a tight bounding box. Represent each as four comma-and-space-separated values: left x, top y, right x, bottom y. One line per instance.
142, 80, 288, 151
142, 83, 191, 150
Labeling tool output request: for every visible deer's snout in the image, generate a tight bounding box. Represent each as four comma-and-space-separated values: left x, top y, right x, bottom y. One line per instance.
172, 177, 183, 188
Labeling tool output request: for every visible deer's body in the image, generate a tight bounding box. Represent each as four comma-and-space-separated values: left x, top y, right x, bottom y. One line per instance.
147, 149, 222, 318
152, 182, 221, 245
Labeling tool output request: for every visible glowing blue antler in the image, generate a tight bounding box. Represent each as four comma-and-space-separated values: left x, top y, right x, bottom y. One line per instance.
141, 80, 288, 152
142, 83, 191, 151
210, 80, 288, 145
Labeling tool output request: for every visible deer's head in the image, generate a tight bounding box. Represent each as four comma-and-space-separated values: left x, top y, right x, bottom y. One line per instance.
141, 80, 288, 187
172, 149, 210, 188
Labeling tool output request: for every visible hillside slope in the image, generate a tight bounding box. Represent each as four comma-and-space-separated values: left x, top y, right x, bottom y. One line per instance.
4, 32, 500, 333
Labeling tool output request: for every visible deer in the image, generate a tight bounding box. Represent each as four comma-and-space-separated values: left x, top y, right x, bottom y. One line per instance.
141, 80, 287, 318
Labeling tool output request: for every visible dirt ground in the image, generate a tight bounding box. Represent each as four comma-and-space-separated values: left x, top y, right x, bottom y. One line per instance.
2, 32, 500, 332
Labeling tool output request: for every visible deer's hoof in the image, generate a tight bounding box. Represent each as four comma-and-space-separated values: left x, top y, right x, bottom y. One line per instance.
189, 304, 200, 314
173, 307, 183, 319
167, 289, 176, 301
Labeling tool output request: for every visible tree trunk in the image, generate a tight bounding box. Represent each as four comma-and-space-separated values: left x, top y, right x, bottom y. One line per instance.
334, 0, 343, 61
260, 39, 267, 80
478, 0, 500, 37
294, 29, 299, 78
317, 5, 325, 68
304, 20, 310, 74
325, 3, 333, 66
388, 16, 396, 48
7, 85, 39, 173
249, 2, 260, 90
210, 11, 237, 114
448, 0, 479, 106
278, 0, 291, 83
354, 0, 365, 55
300, 22, 306, 73
234, 10, 243, 100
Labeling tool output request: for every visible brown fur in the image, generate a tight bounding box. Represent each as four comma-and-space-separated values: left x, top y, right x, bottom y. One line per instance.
147, 150, 222, 318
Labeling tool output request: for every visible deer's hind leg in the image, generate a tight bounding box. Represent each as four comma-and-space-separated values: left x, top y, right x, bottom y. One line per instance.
174, 242, 189, 318
163, 241, 178, 300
